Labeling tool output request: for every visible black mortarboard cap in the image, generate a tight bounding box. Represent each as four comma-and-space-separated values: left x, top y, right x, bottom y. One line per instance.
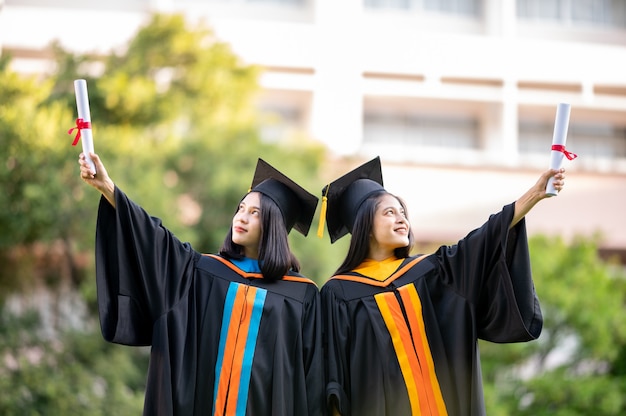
318, 157, 385, 243
250, 158, 319, 236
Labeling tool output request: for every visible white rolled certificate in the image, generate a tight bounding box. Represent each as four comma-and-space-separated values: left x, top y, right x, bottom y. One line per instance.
546, 103, 574, 196
72, 79, 96, 173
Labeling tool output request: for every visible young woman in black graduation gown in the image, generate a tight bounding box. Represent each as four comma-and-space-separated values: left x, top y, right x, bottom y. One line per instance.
319, 157, 566, 416
78, 152, 324, 416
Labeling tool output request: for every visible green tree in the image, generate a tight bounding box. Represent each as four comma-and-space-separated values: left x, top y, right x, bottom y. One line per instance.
0, 12, 338, 415
48, 13, 335, 277
0, 306, 147, 415
482, 236, 626, 415
0, 52, 89, 294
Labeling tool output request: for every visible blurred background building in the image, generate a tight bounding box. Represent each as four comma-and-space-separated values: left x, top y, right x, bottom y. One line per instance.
2, 0, 625, 261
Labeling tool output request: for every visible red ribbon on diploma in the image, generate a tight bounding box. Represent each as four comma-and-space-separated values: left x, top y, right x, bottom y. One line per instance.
68, 118, 92, 146
551, 144, 577, 160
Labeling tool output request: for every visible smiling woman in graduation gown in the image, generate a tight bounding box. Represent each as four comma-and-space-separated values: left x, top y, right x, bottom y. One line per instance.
318, 157, 566, 416
79, 154, 324, 416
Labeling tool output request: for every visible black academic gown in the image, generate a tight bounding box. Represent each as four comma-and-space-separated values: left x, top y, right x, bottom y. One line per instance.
95, 188, 325, 416
321, 203, 542, 416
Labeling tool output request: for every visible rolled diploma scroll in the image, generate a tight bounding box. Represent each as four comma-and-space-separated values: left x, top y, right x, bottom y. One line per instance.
74, 79, 96, 173
546, 103, 571, 196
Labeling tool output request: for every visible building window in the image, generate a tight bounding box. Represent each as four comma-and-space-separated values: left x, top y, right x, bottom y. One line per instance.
247, 0, 306, 4
423, 0, 482, 16
516, 0, 561, 20
364, 0, 411, 10
517, 0, 626, 29
519, 121, 626, 159
205, 0, 307, 5
257, 102, 307, 143
364, 111, 479, 149
364, 0, 482, 17
571, 0, 626, 27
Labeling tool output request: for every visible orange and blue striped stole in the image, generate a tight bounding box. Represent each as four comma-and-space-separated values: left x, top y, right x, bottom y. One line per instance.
212, 282, 267, 416
374, 284, 448, 416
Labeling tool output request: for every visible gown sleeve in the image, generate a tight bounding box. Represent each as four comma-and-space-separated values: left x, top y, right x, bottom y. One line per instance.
95, 187, 198, 346
302, 283, 327, 416
435, 202, 543, 343
321, 283, 351, 416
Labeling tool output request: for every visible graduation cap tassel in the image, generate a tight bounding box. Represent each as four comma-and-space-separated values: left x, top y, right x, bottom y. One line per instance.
317, 186, 329, 239
316, 196, 328, 239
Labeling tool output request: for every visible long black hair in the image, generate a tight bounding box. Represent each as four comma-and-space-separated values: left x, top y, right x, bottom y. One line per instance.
334, 190, 414, 275
220, 193, 300, 281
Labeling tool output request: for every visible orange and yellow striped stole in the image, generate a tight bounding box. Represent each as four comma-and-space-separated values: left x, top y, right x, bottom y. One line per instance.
374, 284, 448, 416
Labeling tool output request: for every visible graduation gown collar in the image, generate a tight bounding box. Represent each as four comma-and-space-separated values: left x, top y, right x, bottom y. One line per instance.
230, 256, 262, 273
353, 257, 404, 281
202, 254, 318, 285
332, 254, 429, 287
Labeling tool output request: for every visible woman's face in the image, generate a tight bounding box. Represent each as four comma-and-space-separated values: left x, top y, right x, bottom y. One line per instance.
232, 192, 262, 259
369, 194, 410, 259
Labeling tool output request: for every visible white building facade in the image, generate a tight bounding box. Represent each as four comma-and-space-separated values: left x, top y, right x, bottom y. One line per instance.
2, 0, 626, 258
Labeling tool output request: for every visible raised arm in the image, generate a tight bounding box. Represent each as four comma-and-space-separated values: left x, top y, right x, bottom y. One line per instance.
79, 152, 116, 208
510, 168, 565, 229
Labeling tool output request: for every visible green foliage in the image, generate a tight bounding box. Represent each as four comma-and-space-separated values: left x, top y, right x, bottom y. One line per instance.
0, 12, 336, 414
0, 66, 76, 248
482, 235, 626, 415
0, 304, 146, 415
514, 370, 626, 416
540, 236, 626, 358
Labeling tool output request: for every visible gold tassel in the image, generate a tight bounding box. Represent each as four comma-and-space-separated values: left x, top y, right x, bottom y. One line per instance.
317, 185, 329, 239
